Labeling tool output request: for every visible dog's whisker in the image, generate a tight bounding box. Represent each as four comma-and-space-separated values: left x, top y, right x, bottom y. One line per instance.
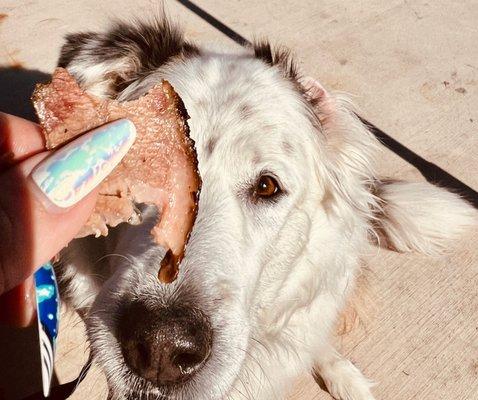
94, 253, 135, 267
250, 336, 273, 357
232, 370, 254, 400
234, 346, 280, 400
73, 292, 101, 310
228, 376, 251, 400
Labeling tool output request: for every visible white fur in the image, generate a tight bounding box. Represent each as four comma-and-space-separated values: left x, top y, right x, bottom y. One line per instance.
58, 23, 477, 400
374, 181, 477, 255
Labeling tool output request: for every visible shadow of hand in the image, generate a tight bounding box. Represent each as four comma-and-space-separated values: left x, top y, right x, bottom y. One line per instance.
0, 67, 50, 121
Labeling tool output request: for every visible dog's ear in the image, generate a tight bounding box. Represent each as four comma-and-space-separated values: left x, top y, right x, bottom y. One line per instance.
58, 18, 198, 99
300, 76, 377, 158
300, 76, 328, 107
300, 77, 348, 135
300, 76, 380, 222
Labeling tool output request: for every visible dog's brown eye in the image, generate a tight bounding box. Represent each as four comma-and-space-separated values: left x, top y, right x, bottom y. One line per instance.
254, 175, 281, 199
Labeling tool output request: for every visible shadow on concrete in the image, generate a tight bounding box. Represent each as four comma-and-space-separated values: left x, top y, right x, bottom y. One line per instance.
0, 324, 43, 399
0, 67, 50, 121
19, 359, 91, 400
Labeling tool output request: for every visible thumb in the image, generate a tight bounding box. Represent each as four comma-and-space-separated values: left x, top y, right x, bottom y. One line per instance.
0, 119, 136, 295
0, 156, 97, 327
0, 152, 98, 295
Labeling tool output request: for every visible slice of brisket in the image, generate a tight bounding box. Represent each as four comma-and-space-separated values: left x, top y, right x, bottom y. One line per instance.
32, 68, 201, 283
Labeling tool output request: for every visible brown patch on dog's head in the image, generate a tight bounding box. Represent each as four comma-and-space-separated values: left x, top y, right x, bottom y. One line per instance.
204, 136, 218, 157
58, 17, 199, 99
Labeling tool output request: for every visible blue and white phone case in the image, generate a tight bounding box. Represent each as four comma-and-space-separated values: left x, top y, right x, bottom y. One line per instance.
34, 262, 60, 397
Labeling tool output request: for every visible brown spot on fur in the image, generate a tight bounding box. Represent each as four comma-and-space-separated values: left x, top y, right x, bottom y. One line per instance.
205, 136, 218, 156
455, 87, 467, 94
0, 13, 7, 23
282, 141, 294, 155
239, 103, 253, 118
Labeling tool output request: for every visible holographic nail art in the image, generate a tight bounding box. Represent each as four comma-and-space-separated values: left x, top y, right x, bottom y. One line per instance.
32, 119, 136, 208
34, 262, 60, 397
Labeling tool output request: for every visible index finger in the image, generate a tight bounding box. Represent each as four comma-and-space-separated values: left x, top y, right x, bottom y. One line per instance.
0, 113, 45, 171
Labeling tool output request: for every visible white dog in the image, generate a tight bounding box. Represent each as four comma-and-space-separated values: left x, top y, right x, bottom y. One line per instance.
56, 18, 476, 400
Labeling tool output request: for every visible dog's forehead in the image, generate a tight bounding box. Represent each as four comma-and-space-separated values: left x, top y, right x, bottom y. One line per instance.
161, 53, 315, 167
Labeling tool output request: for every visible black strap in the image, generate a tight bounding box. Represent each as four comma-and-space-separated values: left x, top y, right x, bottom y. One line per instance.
21, 355, 92, 400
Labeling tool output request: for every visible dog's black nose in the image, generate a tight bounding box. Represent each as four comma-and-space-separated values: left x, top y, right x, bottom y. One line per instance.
118, 302, 212, 386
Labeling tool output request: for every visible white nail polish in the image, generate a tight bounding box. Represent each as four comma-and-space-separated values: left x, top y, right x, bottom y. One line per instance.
31, 119, 136, 208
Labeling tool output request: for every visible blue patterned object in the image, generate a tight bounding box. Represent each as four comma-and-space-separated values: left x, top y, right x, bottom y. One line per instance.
34, 262, 60, 397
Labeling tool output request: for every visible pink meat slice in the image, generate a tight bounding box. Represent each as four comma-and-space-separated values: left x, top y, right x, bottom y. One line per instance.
32, 68, 201, 283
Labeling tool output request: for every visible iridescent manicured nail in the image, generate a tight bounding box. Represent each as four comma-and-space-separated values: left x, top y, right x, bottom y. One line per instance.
31, 119, 136, 208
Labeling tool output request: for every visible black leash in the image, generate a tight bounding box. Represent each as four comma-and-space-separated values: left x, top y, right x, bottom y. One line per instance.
21, 354, 93, 400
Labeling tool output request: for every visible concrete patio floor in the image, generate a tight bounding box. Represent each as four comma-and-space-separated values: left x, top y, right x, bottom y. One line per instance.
0, 1, 477, 399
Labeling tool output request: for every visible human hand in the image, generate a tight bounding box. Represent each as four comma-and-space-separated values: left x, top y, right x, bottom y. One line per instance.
0, 113, 135, 326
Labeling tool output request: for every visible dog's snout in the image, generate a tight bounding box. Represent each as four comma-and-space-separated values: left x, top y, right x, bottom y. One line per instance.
118, 302, 212, 386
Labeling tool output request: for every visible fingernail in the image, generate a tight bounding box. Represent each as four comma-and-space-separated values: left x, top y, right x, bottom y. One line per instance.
31, 119, 136, 208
